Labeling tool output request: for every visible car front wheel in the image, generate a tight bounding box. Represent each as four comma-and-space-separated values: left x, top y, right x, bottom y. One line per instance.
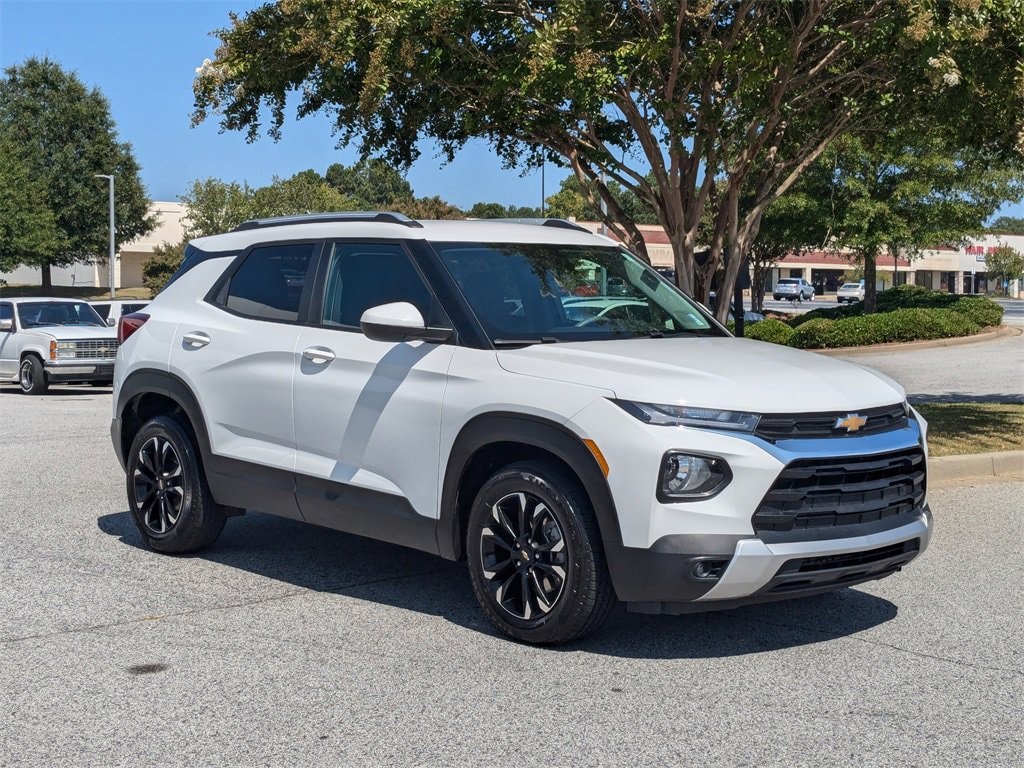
466, 461, 615, 644
19, 356, 48, 395
126, 415, 226, 553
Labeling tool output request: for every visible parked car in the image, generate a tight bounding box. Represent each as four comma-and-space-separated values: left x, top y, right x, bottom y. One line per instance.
773, 278, 815, 302
91, 299, 150, 326
111, 212, 931, 644
836, 282, 866, 304
0, 297, 119, 394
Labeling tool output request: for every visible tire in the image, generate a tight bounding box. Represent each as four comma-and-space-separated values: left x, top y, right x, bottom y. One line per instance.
466, 460, 615, 645
126, 414, 226, 554
19, 355, 48, 395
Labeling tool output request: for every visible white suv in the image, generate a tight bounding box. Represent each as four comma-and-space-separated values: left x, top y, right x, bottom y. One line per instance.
110, 213, 931, 644
1, 297, 119, 394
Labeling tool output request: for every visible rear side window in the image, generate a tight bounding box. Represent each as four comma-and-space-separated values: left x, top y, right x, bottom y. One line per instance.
122, 303, 147, 314
92, 304, 111, 321
164, 243, 240, 291
222, 243, 317, 322
1, 303, 13, 323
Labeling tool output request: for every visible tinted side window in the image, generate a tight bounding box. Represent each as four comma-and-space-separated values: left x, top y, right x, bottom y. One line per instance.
0, 303, 12, 322
321, 242, 438, 328
93, 304, 111, 321
224, 243, 316, 322
123, 303, 147, 314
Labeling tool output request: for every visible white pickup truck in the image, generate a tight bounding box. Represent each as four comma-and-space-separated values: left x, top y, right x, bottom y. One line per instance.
0, 297, 119, 394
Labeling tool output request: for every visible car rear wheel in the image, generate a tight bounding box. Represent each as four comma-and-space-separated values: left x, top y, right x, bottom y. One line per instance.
126, 415, 226, 553
19, 356, 48, 395
466, 461, 615, 644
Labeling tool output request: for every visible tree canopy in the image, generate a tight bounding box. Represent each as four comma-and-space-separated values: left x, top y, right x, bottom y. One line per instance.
791, 128, 1022, 311
984, 243, 1024, 293
988, 215, 1024, 234
0, 58, 154, 288
193, 1, 1024, 319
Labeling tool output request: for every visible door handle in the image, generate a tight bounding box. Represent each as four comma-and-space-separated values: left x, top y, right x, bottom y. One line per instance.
182, 331, 211, 348
302, 346, 336, 365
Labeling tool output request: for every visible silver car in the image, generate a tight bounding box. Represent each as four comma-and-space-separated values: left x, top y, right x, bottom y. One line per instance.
772, 278, 815, 301
837, 282, 865, 303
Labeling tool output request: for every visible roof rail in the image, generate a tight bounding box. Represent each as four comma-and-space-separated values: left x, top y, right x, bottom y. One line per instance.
484, 217, 592, 234
232, 211, 423, 232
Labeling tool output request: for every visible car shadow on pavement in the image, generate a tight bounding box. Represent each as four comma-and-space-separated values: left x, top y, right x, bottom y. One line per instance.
97, 509, 898, 660
909, 392, 1024, 404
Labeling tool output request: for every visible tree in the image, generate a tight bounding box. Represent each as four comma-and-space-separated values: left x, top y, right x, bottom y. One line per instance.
467, 201, 544, 218
389, 195, 463, 219
985, 243, 1024, 295
988, 215, 1024, 234
179, 178, 256, 238
325, 158, 413, 206
251, 172, 355, 217
0, 125, 65, 272
747, 192, 821, 312
193, 1, 1023, 321
1, 58, 154, 289
142, 238, 187, 296
800, 129, 1023, 312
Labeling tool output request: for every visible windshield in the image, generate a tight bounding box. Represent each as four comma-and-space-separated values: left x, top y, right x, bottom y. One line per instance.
840, 283, 861, 289
16, 301, 106, 328
433, 243, 724, 345
778, 279, 798, 285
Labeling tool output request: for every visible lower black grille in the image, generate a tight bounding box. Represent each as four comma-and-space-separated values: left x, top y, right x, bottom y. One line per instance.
765, 539, 920, 594
754, 447, 926, 542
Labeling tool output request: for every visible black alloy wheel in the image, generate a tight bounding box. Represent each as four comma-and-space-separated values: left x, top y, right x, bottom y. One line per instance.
467, 461, 615, 644
133, 435, 186, 535
126, 415, 226, 553
480, 491, 568, 621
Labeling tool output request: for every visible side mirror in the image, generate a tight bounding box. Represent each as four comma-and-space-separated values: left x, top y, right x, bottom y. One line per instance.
0, 318, 12, 332
106, 317, 116, 327
359, 302, 452, 343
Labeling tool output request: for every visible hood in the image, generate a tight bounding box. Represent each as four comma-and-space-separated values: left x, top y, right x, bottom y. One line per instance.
497, 337, 905, 413
24, 325, 117, 342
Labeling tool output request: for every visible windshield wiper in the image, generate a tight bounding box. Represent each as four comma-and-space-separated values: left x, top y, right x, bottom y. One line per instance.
493, 337, 560, 348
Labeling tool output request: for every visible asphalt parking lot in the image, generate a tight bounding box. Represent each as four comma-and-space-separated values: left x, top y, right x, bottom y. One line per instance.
2, 388, 1022, 766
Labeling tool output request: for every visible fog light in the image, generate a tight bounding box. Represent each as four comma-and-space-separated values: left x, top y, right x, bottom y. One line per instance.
691, 559, 730, 581
658, 452, 730, 501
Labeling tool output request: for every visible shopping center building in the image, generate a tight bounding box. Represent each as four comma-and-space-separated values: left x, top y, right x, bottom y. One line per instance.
2, 207, 1021, 298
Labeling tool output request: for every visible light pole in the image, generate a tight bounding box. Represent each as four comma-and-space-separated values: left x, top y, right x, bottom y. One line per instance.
94, 174, 115, 299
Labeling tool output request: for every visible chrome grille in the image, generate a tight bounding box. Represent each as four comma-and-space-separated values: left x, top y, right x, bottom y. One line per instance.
69, 339, 119, 359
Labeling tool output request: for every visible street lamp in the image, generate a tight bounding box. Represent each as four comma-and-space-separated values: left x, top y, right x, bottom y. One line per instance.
94, 174, 115, 299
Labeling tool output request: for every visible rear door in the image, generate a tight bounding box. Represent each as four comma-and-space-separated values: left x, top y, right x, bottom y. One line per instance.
290, 240, 455, 550
168, 241, 321, 518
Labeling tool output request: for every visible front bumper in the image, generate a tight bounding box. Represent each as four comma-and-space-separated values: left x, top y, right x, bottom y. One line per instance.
623, 505, 931, 614
44, 360, 115, 381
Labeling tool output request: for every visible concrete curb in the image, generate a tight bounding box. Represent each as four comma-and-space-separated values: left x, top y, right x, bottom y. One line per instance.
813, 324, 1020, 357
929, 450, 1024, 483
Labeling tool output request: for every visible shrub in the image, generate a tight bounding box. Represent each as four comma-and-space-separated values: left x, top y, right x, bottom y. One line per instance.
142, 239, 186, 296
788, 308, 979, 349
950, 296, 1004, 327
788, 302, 863, 327
745, 318, 795, 345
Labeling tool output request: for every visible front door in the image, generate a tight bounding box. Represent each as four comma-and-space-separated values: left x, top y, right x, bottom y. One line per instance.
0, 302, 16, 378
291, 240, 454, 552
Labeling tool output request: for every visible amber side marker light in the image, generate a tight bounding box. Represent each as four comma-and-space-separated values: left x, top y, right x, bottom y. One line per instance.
583, 439, 610, 477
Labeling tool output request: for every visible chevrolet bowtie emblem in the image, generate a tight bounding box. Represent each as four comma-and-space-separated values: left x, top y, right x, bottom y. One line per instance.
835, 413, 868, 432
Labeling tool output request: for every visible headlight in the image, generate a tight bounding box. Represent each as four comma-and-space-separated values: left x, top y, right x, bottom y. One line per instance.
659, 452, 731, 500
56, 341, 77, 359
615, 400, 760, 432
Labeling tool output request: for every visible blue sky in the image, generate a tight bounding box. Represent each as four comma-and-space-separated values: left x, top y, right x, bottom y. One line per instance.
2, 0, 1021, 221
0, 0, 562, 208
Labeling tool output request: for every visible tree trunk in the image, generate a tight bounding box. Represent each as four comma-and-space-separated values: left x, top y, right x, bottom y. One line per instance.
863, 251, 878, 313
41, 263, 52, 292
